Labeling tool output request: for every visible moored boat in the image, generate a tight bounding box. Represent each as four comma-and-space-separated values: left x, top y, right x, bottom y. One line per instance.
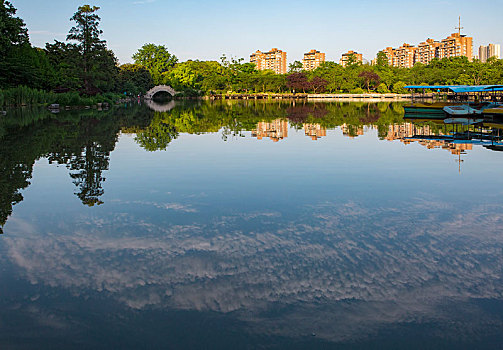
483, 105, 503, 117
404, 102, 459, 116
443, 103, 501, 116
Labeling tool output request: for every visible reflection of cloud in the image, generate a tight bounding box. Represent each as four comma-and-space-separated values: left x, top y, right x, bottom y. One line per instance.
5, 199, 503, 341
109, 199, 197, 213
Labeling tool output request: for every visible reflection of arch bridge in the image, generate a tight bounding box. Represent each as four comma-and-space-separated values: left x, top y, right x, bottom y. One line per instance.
144, 85, 177, 99
145, 99, 176, 113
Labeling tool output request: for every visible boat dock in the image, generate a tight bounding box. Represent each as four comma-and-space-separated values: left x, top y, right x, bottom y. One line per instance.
405, 85, 503, 103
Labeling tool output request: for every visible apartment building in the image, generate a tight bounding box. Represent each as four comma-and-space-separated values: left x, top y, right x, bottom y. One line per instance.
250, 48, 287, 74
438, 33, 473, 61
378, 33, 473, 67
417, 39, 441, 65
393, 44, 417, 68
479, 44, 501, 62
381, 47, 395, 67
339, 50, 363, 67
302, 49, 326, 70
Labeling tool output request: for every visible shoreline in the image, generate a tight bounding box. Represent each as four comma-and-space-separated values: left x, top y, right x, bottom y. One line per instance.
199, 93, 415, 101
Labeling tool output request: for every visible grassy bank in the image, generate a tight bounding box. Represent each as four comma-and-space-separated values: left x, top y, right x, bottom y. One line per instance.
0, 86, 124, 108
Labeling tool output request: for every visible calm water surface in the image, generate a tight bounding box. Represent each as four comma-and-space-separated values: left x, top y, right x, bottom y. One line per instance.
1, 101, 503, 349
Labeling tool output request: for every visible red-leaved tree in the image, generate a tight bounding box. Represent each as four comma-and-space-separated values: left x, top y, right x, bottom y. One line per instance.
358, 71, 380, 92
287, 72, 310, 93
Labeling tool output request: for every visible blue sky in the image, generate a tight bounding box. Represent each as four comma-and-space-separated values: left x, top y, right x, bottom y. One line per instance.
11, 0, 503, 65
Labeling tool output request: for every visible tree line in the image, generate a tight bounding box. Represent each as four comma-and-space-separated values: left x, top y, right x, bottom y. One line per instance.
1, 1, 503, 105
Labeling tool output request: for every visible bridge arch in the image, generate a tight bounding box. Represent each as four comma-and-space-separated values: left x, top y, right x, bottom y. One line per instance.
144, 85, 177, 99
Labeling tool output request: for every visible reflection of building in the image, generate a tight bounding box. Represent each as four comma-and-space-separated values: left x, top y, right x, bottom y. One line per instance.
250, 48, 287, 74
386, 123, 473, 156
446, 143, 472, 155
385, 123, 432, 142
303, 123, 326, 140
339, 50, 363, 67
252, 119, 289, 142
341, 123, 364, 138
302, 49, 326, 70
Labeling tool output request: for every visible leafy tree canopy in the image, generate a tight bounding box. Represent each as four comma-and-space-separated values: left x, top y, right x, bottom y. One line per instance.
133, 44, 178, 85
0, 0, 28, 56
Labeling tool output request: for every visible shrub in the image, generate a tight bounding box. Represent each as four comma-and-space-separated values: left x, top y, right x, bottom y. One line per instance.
350, 87, 365, 94
377, 83, 390, 94
393, 81, 407, 94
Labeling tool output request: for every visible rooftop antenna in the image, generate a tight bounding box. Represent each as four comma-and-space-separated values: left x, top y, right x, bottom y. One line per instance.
455, 16, 464, 35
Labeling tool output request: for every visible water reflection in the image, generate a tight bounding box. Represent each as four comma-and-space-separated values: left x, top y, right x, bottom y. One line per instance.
252, 120, 289, 141
1, 101, 503, 348
2, 101, 503, 233
303, 123, 326, 140
0, 104, 153, 232
145, 99, 176, 113
4, 198, 503, 344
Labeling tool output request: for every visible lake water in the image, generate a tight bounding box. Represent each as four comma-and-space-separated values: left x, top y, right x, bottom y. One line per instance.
1, 100, 503, 349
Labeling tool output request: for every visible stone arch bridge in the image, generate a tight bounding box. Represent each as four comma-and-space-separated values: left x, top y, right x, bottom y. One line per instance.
144, 85, 177, 99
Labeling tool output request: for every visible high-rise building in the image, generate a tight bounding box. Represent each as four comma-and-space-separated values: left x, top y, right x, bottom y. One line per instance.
479, 44, 501, 62
479, 45, 488, 63
381, 47, 395, 66
437, 33, 473, 61
250, 48, 287, 74
417, 39, 441, 65
302, 49, 325, 70
339, 50, 363, 67
393, 44, 417, 68
377, 32, 473, 67
489, 44, 501, 60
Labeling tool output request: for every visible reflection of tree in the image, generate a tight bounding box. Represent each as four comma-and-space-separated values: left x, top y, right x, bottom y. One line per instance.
50, 117, 121, 206
0, 105, 155, 232
0, 146, 33, 233
68, 143, 109, 206
286, 104, 328, 123
360, 103, 381, 124
0, 101, 411, 232
135, 121, 178, 151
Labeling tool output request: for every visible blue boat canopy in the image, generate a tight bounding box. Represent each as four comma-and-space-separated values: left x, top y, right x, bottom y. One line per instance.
405, 85, 503, 93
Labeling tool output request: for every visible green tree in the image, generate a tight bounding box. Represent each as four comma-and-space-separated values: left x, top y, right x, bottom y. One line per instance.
133, 44, 178, 85
376, 51, 389, 68
344, 53, 359, 67
45, 40, 81, 90
312, 62, 344, 93
0, 0, 34, 89
289, 60, 303, 73
392, 81, 407, 94
118, 63, 153, 95
376, 83, 390, 93
0, 0, 28, 56
67, 5, 116, 93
